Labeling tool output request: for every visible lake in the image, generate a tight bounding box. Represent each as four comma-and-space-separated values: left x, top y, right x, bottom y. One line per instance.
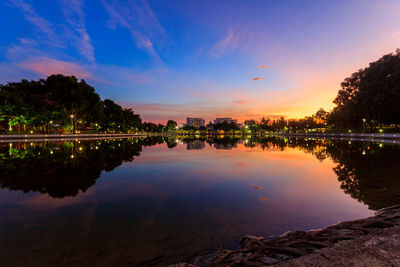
0, 136, 399, 266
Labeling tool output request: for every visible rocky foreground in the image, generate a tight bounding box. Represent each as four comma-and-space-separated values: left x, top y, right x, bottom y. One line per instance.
172, 205, 400, 266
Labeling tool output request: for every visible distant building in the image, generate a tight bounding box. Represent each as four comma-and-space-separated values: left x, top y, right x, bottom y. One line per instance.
186, 117, 205, 128
214, 117, 238, 124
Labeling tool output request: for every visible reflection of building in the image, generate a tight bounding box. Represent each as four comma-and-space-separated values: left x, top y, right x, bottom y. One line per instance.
213, 143, 238, 150
186, 140, 206, 150
186, 117, 205, 128
214, 117, 237, 124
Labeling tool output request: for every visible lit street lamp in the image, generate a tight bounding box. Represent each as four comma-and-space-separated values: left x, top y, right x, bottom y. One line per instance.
70, 114, 75, 134
362, 118, 366, 133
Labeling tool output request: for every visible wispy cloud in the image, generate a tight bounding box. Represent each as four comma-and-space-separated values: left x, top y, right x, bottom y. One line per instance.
260, 65, 269, 69
252, 77, 263, 81
101, 0, 166, 64
7, 0, 61, 46
17, 57, 92, 78
209, 26, 239, 58
60, 0, 95, 63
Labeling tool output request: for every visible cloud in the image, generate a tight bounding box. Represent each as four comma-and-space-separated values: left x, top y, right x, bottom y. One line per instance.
6, 0, 95, 65
260, 65, 269, 69
60, 0, 95, 62
259, 196, 269, 202
101, 0, 165, 64
7, 0, 61, 46
17, 57, 92, 78
252, 185, 264, 190
209, 26, 239, 58
91, 64, 155, 85
252, 77, 263, 81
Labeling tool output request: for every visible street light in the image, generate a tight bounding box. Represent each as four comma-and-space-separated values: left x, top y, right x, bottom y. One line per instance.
70, 114, 75, 134
48, 120, 53, 134
362, 118, 366, 133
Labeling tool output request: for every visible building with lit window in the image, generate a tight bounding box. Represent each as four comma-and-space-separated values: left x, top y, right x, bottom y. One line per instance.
186, 117, 205, 128
213, 117, 237, 124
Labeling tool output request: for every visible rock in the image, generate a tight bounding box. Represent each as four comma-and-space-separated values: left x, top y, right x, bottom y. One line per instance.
172, 205, 400, 266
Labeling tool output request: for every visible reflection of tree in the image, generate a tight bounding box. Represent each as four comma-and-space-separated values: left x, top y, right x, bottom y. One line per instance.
327, 143, 400, 210
164, 137, 178, 149
0, 138, 159, 198
211, 137, 241, 149
255, 137, 400, 210
205, 136, 400, 210
2, 136, 399, 210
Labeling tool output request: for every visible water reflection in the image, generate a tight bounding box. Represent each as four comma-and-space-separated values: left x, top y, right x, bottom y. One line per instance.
252, 137, 400, 210
0, 136, 399, 265
1, 136, 399, 207
0, 137, 164, 198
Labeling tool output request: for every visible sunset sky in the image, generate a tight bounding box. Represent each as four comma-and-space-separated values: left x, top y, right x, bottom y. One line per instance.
1, 0, 400, 124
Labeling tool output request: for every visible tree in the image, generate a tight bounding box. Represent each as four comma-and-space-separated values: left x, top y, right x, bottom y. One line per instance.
331, 49, 400, 129
214, 122, 239, 131
260, 117, 270, 130
313, 108, 328, 125
0, 74, 147, 133
166, 120, 178, 130
102, 99, 124, 131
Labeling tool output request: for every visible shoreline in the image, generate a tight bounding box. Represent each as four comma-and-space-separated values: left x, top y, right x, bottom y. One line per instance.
273, 132, 400, 141
0, 133, 155, 143
173, 205, 400, 266
2, 132, 400, 144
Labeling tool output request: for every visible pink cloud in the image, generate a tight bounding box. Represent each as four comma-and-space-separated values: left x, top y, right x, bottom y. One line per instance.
17, 57, 92, 78
209, 26, 239, 58
260, 65, 269, 69
252, 77, 263, 81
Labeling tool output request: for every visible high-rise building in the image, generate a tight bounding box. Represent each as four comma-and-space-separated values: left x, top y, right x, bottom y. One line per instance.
186, 117, 205, 128
214, 117, 238, 124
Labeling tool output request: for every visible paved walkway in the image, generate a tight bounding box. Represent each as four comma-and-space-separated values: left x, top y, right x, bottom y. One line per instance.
0, 133, 153, 142
274, 132, 400, 140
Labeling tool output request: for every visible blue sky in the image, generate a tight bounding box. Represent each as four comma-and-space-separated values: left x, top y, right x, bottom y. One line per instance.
1, 0, 400, 123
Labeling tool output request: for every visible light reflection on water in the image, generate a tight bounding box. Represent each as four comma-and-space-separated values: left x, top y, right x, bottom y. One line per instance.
0, 136, 399, 266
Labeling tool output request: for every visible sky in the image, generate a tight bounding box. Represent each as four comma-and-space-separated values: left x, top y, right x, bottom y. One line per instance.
1, 0, 399, 124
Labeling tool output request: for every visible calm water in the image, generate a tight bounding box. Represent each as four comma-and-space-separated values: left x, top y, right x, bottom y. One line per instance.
0, 136, 399, 266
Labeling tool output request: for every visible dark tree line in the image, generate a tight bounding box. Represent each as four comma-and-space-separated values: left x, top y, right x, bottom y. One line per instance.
328, 49, 400, 130
0, 74, 142, 133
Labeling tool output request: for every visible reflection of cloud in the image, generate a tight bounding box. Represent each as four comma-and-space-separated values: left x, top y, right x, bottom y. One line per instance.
209, 26, 239, 58
259, 196, 269, 202
260, 65, 269, 69
252, 185, 264, 190
17, 57, 92, 78
252, 77, 263, 81
20, 191, 91, 211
